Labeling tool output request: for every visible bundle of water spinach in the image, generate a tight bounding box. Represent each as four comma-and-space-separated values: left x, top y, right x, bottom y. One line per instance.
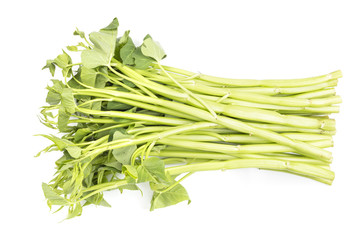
37, 18, 342, 219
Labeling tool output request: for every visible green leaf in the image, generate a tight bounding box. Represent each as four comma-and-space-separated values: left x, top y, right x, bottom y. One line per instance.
107, 101, 132, 110
118, 30, 130, 46
62, 180, 74, 195
68, 71, 85, 89
122, 165, 138, 179
55, 153, 68, 165
83, 171, 94, 188
83, 163, 93, 179
61, 88, 76, 114
120, 37, 136, 65
80, 66, 107, 88
58, 106, 71, 132
150, 183, 190, 211
42, 59, 56, 76
78, 42, 88, 49
118, 176, 142, 194
81, 19, 119, 68
149, 172, 173, 191
35, 144, 55, 157
112, 131, 136, 165
133, 47, 153, 69
80, 67, 97, 87
73, 28, 85, 38
42, 183, 69, 207
141, 37, 166, 62
48, 79, 65, 93
104, 161, 122, 172
36, 134, 72, 151
46, 90, 61, 105
96, 66, 108, 88
67, 202, 82, 219
92, 101, 102, 111
137, 157, 167, 183
119, 183, 142, 193
84, 194, 111, 208
101, 18, 119, 30
114, 30, 130, 60
122, 79, 136, 88
53, 50, 73, 77
53, 51, 71, 69
66, 45, 79, 52
105, 127, 126, 141
65, 146, 82, 158
74, 128, 92, 142
46, 80, 65, 105
144, 34, 152, 40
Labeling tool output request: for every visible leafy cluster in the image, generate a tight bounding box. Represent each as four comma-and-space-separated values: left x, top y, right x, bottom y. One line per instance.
37, 18, 341, 219
39, 18, 189, 219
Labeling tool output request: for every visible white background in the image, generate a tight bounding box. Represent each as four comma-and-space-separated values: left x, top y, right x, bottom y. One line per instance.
1, 0, 359, 239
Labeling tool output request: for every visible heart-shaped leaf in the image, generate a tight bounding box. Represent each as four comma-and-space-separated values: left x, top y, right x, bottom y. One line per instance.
81, 18, 119, 68
141, 37, 166, 62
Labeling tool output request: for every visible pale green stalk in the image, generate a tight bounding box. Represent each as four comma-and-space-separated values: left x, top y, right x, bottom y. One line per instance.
293, 88, 337, 99
74, 88, 335, 130
137, 69, 338, 96
85, 122, 218, 153
155, 150, 327, 165
157, 138, 333, 160
76, 106, 193, 126
166, 132, 332, 143
165, 158, 334, 181
160, 65, 342, 87
246, 122, 336, 135
109, 65, 157, 98
74, 88, 332, 161
197, 93, 340, 113
156, 62, 217, 118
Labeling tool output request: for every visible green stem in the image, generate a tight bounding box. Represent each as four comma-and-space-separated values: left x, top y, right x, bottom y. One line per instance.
74, 91, 202, 122
157, 138, 333, 161
83, 135, 109, 153
84, 72, 338, 130
213, 92, 342, 108
246, 122, 336, 135
161, 65, 342, 87
105, 67, 338, 130
81, 121, 143, 142
109, 64, 157, 98
201, 99, 335, 130
74, 88, 335, 131
293, 88, 337, 99
156, 172, 194, 193
128, 126, 173, 136
77, 179, 128, 202
197, 93, 340, 113
166, 132, 332, 143
157, 62, 217, 119
77, 98, 112, 108
86, 122, 218, 152
68, 118, 129, 124
140, 69, 338, 96
76, 106, 193, 126
73, 88, 332, 161
157, 151, 327, 165
165, 158, 334, 181
102, 72, 144, 96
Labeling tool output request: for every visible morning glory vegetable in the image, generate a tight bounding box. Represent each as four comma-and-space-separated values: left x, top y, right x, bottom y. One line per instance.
37, 18, 341, 219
